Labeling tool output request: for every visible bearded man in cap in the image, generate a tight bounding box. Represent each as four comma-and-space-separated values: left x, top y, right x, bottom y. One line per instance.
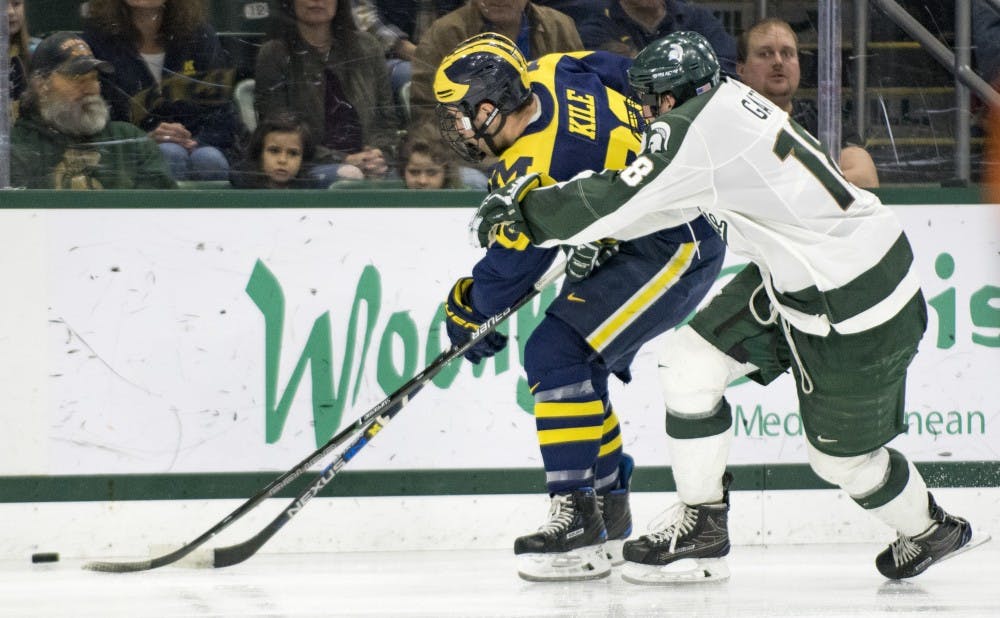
11, 32, 175, 190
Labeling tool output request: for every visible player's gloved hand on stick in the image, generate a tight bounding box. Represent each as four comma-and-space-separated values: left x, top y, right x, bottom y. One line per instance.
566, 239, 620, 282
470, 173, 541, 248
444, 277, 509, 363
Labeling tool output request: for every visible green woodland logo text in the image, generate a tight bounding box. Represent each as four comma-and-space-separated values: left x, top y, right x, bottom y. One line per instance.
245, 260, 555, 445
247, 256, 998, 447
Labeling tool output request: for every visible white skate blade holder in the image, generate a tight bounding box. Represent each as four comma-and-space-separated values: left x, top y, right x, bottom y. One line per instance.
517, 544, 612, 582
604, 539, 626, 566
939, 531, 992, 567
621, 558, 730, 585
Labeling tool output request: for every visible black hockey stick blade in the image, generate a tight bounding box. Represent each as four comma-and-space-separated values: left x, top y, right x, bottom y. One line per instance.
210, 259, 568, 568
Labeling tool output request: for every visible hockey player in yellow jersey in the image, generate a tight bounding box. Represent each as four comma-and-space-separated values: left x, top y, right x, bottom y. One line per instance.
434, 33, 726, 581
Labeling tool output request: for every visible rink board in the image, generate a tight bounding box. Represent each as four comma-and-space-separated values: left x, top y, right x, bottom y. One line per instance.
0, 199, 997, 481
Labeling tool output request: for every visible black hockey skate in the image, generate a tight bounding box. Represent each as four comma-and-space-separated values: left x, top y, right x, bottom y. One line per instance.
514, 487, 611, 581
621, 472, 732, 584
875, 492, 982, 579
597, 453, 634, 566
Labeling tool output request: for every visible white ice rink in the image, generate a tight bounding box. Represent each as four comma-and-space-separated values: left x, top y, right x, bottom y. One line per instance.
2, 542, 998, 618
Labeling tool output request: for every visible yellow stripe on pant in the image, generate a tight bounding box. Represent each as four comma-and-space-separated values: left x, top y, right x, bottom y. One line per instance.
598, 411, 623, 457
586, 241, 697, 352
535, 400, 605, 418
537, 425, 604, 445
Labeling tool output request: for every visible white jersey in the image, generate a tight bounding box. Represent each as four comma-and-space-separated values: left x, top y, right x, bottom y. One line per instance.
521, 79, 918, 336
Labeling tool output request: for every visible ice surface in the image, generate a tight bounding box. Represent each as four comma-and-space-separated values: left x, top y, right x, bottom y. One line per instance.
1, 542, 997, 617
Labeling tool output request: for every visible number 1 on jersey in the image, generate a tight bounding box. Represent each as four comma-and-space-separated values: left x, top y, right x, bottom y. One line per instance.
772, 125, 855, 210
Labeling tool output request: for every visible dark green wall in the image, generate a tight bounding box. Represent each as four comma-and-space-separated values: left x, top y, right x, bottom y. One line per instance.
0, 186, 989, 210
3, 462, 998, 502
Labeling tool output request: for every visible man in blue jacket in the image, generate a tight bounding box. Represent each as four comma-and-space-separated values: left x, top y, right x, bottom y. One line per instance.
579, 0, 736, 73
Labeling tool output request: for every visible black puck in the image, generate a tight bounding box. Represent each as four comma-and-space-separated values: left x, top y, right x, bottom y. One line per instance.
31, 552, 60, 563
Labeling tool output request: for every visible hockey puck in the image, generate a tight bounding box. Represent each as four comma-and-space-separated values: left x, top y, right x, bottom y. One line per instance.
31, 552, 60, 563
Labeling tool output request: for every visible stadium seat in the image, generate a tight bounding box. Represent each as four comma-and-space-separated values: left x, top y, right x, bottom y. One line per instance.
400, 81, 412, 122
234, 79, 257, 132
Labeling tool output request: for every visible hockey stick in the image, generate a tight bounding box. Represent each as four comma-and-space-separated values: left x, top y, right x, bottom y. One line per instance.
83, 259, 566, 572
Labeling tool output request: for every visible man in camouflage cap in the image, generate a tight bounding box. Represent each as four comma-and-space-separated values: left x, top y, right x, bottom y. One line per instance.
11, 32, 174, 189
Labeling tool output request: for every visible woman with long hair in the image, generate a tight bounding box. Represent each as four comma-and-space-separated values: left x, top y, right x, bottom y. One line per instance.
254, 0, 400, 184
8, 0, 31, 118
82, 0, 243, 180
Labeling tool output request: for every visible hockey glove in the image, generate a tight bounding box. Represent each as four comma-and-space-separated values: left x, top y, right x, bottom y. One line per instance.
444, 277, 509, 364
566, 240, 620, 282
469, 173, 541, 248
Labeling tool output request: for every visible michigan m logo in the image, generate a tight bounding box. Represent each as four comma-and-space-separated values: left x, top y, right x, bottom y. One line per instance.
490, 156, 535, 188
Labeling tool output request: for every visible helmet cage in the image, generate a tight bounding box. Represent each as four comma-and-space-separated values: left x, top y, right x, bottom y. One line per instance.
436, 102, 505, 163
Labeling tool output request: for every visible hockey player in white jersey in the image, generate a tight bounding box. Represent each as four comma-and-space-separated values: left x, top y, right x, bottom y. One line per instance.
471, 31, 989, 583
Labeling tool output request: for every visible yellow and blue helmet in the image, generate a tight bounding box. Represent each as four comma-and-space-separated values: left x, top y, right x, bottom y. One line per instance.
433, 33, 533, 162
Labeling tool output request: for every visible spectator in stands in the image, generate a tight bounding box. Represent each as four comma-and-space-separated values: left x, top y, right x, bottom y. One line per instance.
398, 123, 487, 189
577, 0, 736, 72
737, 17, 880, 188
973, 1, 1000, 202
352, 0, 463, 109
972, 0, 1000, 88
320, 123, 488, 189
408, 0, 583, 126
400, 125, 460, 189
81, 0, 241, 182
534, 1, 611, 24
230, 111, 324, 188
11, 32, 175, 189
7, 0, 31, 118
987, 101, 1000, 203
255, 0, 398, 185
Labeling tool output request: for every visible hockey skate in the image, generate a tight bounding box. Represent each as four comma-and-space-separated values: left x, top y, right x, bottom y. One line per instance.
598, 454, 634, 565
621, 472, 732, 585
514, 487, 611, 582
876, 492, 991, 579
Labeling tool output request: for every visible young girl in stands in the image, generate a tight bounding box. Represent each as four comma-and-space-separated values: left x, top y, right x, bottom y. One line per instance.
230, 113, 322, 189
254, 0, 399, 185
399, 126, 461, 190
398, 125, 488, 190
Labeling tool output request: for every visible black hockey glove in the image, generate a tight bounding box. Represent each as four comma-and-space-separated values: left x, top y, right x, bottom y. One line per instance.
470, 173, 541, 248
444, 277, 509, 364
566, 240, 620, 282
